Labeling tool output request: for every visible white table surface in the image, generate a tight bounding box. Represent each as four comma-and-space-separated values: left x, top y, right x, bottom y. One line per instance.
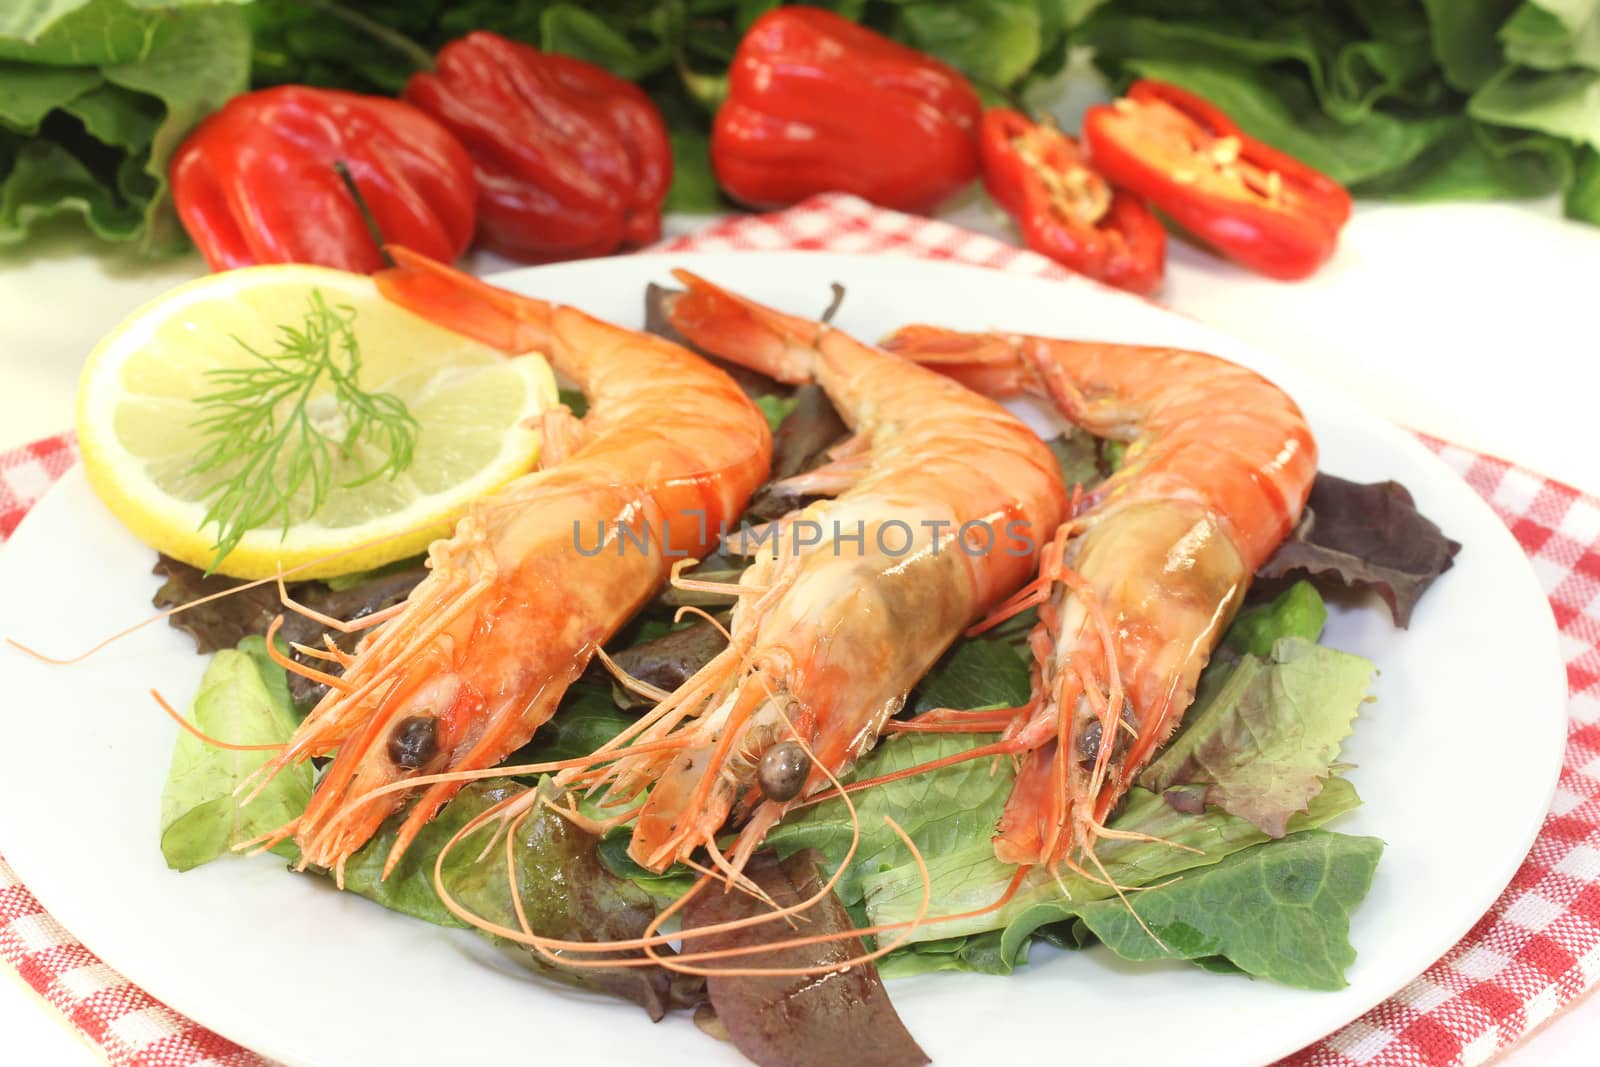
2, 203, 1597, 1065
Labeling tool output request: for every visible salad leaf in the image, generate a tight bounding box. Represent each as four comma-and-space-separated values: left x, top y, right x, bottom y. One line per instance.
1568, 145, 1600, 222
1078, 0, 1598, 216
1470, 65, 1600, 148
511, 682, 638, 764
893, 0, 1043, 93
1142, 636, 1372, 837
754, 623, 1377, 987
1501, 0, 1600, 72
908, 635, 1032, 715
1422, 0, 1523, 91
763, 731, 1015, 907
607, 621, 728, 709
0, 0, 250, 253
877, 929, 1016, 978
663, 127, 721, 213
539, 3, 666, 81
682, 849, 929, 1067
754, 393, 798, 432
742, 383, 850, 523
152, 553, 425, 708
1069, 830, 1383, 990
159, 635, 312, 871
1047, 430, 1104, 490
864, 765, 1363, 944
1225, 579, 1327, 656
1256, 474, 1461, 627
342, 778, 701, 1019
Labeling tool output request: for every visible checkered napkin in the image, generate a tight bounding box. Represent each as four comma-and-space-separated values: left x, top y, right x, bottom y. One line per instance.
3, 194, 1597, 1067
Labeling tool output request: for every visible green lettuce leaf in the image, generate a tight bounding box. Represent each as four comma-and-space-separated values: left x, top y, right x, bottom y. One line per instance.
865, 777, 1362, 949
1070, 830, 1383, 990
664, 127, 721, 213
893, 0, 1043, 92
754, 622, 1377, 987
1225, 579, 1327, 656
1567, 145, 1600, 221
763, 729, 1015, 906
909, 634, 1032, 715
1046, 430, 1103, 490
1470, 65, 1600, 149
0, 0, 248, 253
1501, 0, 1600, 72
340, 778, 698, 1018
159, 636, 312, 871
1422, 0, 1523, 91
1142, 636, 1372, 837
509, 682, 637, 766
0, 0, 248, 65
1079, 0, 1597, 215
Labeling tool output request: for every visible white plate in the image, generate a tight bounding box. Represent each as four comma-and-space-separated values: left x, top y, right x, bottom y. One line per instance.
0, 253, 1566, 1067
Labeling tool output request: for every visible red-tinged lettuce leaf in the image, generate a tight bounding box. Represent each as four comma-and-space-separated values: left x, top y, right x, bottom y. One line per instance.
152, 554, 425, 707
1140, 637, 1374, 838
743, 384, 850, 523
608, 620, 729, 709
681, 849, 929, 1067
340, 779, 701, 1020
1256, 473, 1460, 627
153, 554, 284, 654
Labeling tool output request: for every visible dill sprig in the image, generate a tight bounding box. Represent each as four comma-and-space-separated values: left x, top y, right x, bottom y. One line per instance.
190, 290, 419, 571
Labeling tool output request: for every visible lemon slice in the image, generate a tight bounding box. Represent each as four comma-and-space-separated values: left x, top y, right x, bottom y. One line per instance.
77, 264, 556, 579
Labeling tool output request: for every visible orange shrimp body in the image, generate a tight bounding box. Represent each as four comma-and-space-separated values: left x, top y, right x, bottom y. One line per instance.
269, 251, 771, 878
575, 274, 1068, 874
882, 327, 1316, 870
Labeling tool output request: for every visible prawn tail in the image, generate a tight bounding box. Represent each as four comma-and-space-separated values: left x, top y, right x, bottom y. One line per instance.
879, 325, 1031, 398
376, 245, 553, 354
664, 269, 821, 384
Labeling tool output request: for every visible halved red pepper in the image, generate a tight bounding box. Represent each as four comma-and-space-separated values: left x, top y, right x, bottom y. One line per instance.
171, 86, 477, 274
981, 108, 1165, 296
404, 32, 672, 262
712, 7, 982, 213
1083, 80, 1352, 280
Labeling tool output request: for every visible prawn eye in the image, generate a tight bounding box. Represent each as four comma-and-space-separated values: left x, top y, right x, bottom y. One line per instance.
388, 715, 438, 770
1077, 719, 1104, 767
757, 741, 811, 802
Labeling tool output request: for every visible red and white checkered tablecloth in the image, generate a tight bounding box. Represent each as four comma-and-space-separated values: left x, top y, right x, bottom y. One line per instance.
2, 194, 1597, 1067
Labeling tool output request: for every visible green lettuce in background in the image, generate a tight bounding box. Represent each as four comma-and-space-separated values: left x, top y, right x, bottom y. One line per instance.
1076, 0, 1600, 224
3, 0, 1596, 256
0, 0, 251, 253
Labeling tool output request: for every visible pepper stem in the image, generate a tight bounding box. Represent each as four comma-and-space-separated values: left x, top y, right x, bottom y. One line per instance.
333, 160, 397, 269
298, 0, 435, 74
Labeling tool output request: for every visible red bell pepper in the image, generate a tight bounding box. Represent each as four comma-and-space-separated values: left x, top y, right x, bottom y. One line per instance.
980, 108, 1165, 296
712, 7, 982, 213
171, 86, 476, 274
1083, 80, 1352, 280
404, 32, 672, 262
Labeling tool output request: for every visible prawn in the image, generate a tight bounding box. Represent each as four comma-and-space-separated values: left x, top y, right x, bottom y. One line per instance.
564, 272, 1068, 875
259, 250, 772, 879
879, 326, 1316, 874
